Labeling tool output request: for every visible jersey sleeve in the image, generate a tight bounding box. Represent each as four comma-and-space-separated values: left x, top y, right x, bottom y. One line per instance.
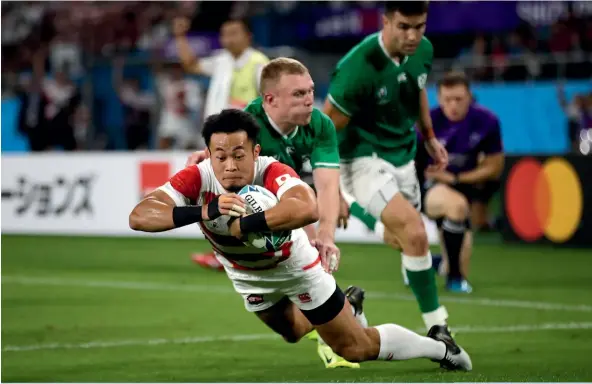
262, 161, 305, 199
200, 55, 218, 77
422, 37, 434, 75
157, 166, 202, 206
480, 118, 504, 155
311, 113, 340, 169
327, 61, 368, 117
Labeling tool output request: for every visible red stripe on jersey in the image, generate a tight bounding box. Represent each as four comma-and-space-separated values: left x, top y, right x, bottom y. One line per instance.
207, 240, 293, 271
263, 162, 300, 196
302, 255, 321, 270
219, 252, 290, 271
260, 241, 293, 257
169, 166, 201, 202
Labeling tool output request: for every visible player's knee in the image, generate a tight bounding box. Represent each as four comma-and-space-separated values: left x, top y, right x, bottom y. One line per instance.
403, 221, 429, 254
383, 229, 402, 250
447, 195, 470, 221
282, 333, 301, 344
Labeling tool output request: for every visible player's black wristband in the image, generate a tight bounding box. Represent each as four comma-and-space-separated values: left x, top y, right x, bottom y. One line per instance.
239, 212, 270, 234
207, 195, 222, 220
172, 206, 203, 228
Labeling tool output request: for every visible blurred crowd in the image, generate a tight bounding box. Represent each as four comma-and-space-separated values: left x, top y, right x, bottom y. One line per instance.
1, 1, 591, 153
451, 17, 592, 82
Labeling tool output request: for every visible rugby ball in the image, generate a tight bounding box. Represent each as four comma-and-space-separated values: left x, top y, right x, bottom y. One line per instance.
237, 185, 291, 252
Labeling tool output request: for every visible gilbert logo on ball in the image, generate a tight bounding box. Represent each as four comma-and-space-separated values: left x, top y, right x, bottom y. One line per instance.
505, 157, 583, 242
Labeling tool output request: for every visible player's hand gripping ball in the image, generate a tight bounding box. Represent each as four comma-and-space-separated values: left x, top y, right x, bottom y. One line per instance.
237, 185, 291, 252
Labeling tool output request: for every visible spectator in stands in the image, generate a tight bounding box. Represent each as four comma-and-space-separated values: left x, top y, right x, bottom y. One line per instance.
17, 48, 82, 151
112, 57, 155, 150
453, 35, 488, 81
16, 74, 48, 151
43, 67, 82, 151
557, 84, 592, 153
153, 62, 203, 150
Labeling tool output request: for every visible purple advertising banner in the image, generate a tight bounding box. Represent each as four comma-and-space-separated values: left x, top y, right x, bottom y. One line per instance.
305, 1, 584, 40
162, 34, 220, 59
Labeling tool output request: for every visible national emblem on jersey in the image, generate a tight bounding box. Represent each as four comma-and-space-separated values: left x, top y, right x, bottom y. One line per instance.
377, 86, 389, 105
417, 73, 427, 90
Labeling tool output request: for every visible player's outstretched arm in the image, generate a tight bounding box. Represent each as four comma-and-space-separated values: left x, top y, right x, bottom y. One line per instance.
129, 190, 246, 233
129, 190, 182, 232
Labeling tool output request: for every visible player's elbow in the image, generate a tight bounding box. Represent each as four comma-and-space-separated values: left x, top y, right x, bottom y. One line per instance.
299, 200, 319, 226
129, 207, 150, 232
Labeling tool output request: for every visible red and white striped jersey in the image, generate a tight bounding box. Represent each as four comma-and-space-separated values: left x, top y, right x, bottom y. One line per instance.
158, 156, 318, 271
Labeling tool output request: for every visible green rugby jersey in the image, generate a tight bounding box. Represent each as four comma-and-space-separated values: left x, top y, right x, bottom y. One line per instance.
328, 33, 433, 167
244, 97, 340, 174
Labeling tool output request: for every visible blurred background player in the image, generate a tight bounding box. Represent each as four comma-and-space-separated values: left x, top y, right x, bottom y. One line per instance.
322, 2, 459, 342
173, 16, 269, 117
129, 108, 472, 373
112, 56, 155, 150
153, 61, 203, 150
415, 71, 505, 293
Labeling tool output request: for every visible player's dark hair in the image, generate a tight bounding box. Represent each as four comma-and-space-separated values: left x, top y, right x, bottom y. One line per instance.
202, 109, 260, 148
384, 1, 429, 16
223, 17, 252, 35
437, 71, 471, 90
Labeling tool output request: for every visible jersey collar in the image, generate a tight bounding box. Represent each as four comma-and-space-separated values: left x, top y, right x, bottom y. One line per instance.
231, 47, 254, 69
379, 31, 408, 67
265, 111, 299, 139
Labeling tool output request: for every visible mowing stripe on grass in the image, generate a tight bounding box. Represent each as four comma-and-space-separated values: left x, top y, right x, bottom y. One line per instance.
4, 322, 592, 353
3, 275, 592, 313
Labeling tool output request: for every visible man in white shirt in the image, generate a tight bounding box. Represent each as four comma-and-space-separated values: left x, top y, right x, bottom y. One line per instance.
173, 17, 269, 118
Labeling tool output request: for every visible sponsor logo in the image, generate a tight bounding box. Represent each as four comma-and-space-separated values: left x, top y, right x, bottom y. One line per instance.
298, 293, 312, 303
505, 157, 583, 242
1, 175, 95, 217
247, 294, 264, 305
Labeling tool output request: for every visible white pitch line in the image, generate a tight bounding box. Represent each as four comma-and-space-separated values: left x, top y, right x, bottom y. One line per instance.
4, 322, 592, 353
3, 275, 592, 313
